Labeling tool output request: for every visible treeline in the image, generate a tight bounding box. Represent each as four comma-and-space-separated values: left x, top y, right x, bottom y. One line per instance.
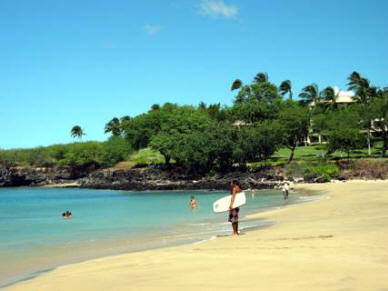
102, 71, 387, 173
0, 137, 132, 169
1, 71, 387, 173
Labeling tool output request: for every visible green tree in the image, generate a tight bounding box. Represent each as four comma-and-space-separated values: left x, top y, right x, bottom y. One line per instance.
322, 109, 364, 160
120, 115, 131, 123
0, 150, 16, 167
368, 92, 388, 157
206, 103, 230, 122
25, 147, 53, 167
121, 104, 183, 150
70, 126, 85, 140
125, 105, 213, 169
279, 101, 310, 163
104, 117, 121, 136
150, 104, 160, 111
150, 132, 179, 166
279, 80, 293, 100
232, 81, 282, 123
347, 71, 377, 104
320, 86, 338, 110
347, 72, 379, 155
99, 136, 132, 167
121, 114, 159, 149
198, 101, 207, 110
207, 122, 235, 171
231, 79, 243, 91
170, 130, 215, 173
254, 72, 268, 84
169, 122, 235, 173
60, 142, 102, 168
299, 83, 320, 105
234, 121, 283, 165
48, 144, 68, 161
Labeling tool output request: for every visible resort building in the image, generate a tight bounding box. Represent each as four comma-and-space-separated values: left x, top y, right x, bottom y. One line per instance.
307, 88, 386, 144
306, 88, 355, 144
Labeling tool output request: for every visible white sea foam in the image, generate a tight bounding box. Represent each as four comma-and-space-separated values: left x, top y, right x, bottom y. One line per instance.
191, 235, 218, 245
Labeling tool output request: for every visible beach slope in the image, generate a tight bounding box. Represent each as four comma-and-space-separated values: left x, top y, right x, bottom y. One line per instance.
6, 181, 388, 291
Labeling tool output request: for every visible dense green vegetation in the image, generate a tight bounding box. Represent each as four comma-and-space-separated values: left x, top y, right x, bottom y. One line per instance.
285, 161, 340, 181
1, 71, 387, 175
0, 137, 132, 169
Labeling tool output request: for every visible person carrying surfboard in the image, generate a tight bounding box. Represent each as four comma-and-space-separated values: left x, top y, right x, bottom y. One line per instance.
229, 180, 242, 235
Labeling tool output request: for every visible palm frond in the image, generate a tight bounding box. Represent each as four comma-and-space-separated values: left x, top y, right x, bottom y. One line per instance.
231, 79, 243, 91
254, 72, 268, 84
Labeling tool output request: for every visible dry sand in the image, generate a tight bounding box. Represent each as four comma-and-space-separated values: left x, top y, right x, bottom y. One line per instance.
6, 180, 388, 291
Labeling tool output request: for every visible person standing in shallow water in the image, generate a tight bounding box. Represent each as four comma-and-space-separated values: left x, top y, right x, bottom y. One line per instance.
229, 180, 243, 235
189, 196, 197, 209
282, 183, 289, 200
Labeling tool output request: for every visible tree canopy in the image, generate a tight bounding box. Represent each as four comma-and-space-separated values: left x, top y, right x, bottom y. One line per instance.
2, 71, 388, 173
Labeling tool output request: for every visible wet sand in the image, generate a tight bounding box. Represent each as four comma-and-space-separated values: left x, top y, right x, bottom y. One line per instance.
6, 180, 388, 291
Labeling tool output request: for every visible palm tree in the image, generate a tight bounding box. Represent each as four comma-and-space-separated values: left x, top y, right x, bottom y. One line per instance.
120, 115, 131, 123
299, 84, 321, 143
104, 117, 121, 136
347, 72, 378, 156
321, 86, 338, 109
150, 104, 160, 111
347, 71, 376, 104
279, 80, 293, 100
347, 71, 362, 91
231, 79, 243, 91
70, 125, 84, 140
299, 83, 320, 105
254, 72, 268, 84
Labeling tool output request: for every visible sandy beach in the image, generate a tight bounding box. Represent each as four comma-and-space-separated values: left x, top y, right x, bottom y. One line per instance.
42, 182, 80, 188
5, 180, 388, 291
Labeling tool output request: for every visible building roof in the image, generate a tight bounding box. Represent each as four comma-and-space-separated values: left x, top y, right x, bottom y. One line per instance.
334, 88, 354, 103
309, 88, 355, 106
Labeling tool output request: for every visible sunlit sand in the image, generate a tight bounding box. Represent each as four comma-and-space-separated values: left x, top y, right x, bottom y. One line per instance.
6, 180, 388, 291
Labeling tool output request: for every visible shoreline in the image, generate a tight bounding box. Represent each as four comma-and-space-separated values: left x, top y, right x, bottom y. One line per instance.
0, 165, 286, 190
0, 188, 311, 289
5, 180, 388, 290
42, 182, 80, 188
3, 186, 324, 290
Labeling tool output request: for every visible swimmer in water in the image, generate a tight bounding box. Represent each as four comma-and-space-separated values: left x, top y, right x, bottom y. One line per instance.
189, 196, 197, 209
62, 210, 72, 218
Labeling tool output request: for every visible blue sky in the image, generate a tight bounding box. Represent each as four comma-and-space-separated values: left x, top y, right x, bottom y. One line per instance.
1, 0, 387, 149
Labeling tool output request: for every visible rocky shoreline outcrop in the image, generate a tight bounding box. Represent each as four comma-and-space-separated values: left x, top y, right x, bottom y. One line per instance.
78, 167, 287, 191
0, 165, 292, 190
3, 159, 387, 190
0, 166, 86, 187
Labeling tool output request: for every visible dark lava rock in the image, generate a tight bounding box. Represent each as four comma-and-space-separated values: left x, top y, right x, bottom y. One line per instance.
0, 165, 92, 187
79, 167, 286, 191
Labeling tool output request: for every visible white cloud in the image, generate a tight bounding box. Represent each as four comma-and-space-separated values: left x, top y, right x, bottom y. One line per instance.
199, 0, 238, 19
334, 86, 354, 97
143, 24, 164, 35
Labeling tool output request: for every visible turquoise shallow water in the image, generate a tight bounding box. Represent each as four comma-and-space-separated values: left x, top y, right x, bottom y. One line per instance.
0, 187, 301, 286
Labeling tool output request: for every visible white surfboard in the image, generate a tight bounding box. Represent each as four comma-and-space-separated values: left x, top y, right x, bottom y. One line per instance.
213, 191, 246, 213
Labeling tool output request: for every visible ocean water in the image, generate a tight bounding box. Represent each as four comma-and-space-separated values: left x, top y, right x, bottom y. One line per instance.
0, 187, 302, 287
